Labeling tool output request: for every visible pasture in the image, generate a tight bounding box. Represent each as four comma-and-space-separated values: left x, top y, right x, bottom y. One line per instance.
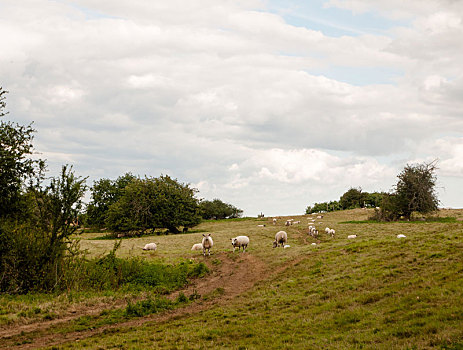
1, 209, 463, 349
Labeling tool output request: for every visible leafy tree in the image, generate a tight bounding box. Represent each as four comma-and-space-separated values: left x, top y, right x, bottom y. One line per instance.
86, 173, 136, 227
106, 175, 201, 235
394, 161, 439, 220
364, 192, 383, 208
339, 187, 367, 209
0, 87, 45, 217
199, 199, 243, 220
0, 88, 87, 292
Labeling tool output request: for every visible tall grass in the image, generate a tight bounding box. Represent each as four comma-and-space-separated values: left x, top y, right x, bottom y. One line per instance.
59, 241, 208, 293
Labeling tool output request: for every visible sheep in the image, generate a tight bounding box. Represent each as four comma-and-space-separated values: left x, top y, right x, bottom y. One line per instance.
202, 234, 213, 256
272, 218, 277, 225
293, 220, 301, 225
257, 224, 266, 227
329, 229, 335, 237
231, 235, 250, 252
347, 235, 357, 239
142, 243, 158, 251
273, 230, 288, 248
285, 219, 293, 226
397, 234, 406, 238
316, 215, 324, 219
191, 243, 203, 251
325, 227, 330, 234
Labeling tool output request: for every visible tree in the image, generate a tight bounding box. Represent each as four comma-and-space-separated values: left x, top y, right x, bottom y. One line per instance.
0, 88, 87, 292
339, 187, 367, 209
394, 161, 439, 220
0, 87, 45, 217
106, 175, 202, 235
86, 173, 136, 228
305, 200, 341, 214
199, 199, 243, 220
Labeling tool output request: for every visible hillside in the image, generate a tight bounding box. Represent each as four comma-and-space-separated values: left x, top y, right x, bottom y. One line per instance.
1, 209, 463, 349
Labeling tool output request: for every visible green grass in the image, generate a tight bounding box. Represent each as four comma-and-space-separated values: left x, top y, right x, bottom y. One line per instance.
3, 209, 463, 349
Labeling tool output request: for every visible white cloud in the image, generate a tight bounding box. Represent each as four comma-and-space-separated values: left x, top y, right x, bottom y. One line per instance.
0, 0, 462, 214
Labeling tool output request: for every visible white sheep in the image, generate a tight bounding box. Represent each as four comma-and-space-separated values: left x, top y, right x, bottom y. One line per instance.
191, 243, 203, 251
273, 231, 288, 248
325, 227, 330, 234
231, 235, 250, 252
347, 235, 357, 239
272, 218, 277, 225
293, 220, 301, 225
142, 243, 158, 251
202, 234, 213, 256
329, 229, 335, 237
257, 224, 266, 227
397, 234, 406, 238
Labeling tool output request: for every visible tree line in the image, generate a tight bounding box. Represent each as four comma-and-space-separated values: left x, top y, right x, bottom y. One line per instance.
306, 162, 439, 221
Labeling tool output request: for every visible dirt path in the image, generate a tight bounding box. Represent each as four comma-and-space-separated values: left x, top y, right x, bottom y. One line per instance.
1, 248, 310, 349
0, 251, 268, 349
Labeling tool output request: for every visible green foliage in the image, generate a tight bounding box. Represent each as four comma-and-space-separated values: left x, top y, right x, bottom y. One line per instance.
199, 198, 243, 220
0, 166, 87, 293
372, 162, 439, 221
86, 173, 136, 228
0, 87, 45, 217
395, 161, 439, 220
106, 175, 202, 235
0, 89, 87, 293
59, 241, 209, 293
339, 187, 367, 209
305, 200, 340, 214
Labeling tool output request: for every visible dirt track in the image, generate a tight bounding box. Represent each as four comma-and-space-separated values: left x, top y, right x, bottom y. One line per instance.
0, 250, 307, 349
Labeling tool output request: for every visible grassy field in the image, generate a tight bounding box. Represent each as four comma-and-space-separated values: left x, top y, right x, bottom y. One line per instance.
1, 209, 463, 349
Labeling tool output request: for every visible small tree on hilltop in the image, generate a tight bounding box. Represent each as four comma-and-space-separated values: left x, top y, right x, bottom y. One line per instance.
394, 161, 439, 220
373, 161, 439, 221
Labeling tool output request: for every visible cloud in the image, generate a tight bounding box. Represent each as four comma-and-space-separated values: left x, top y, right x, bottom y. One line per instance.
0, 0, 462, 214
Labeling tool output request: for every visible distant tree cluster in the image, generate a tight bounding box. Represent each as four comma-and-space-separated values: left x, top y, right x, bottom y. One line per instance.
87, 174, 202, 235
199, 199, 243, 220
305, 188, 383, 214
305, 162, 439, 221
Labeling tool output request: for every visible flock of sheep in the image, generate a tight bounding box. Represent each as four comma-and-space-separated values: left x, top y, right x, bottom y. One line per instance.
140, 215, 338, 257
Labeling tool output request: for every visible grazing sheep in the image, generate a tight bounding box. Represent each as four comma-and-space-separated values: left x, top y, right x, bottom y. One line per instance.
273, 231, 288, 248
293, 220, 301, 225
329, 229, 335, 237
257, 224, 266, 227
325, 227, 330, 234
142, 243, 158, 251
285, 219, 293, 226
202, 234, 213, 256
231, 235, 250, 252
347, 235, 357, 239
397, 234, 406, 238
273, 218, 277, 225
316, 215, 324, 219
191, 243, 203, 251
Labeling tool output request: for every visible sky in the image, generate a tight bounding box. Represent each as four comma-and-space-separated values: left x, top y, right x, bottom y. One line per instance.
1, 0, 463, 216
